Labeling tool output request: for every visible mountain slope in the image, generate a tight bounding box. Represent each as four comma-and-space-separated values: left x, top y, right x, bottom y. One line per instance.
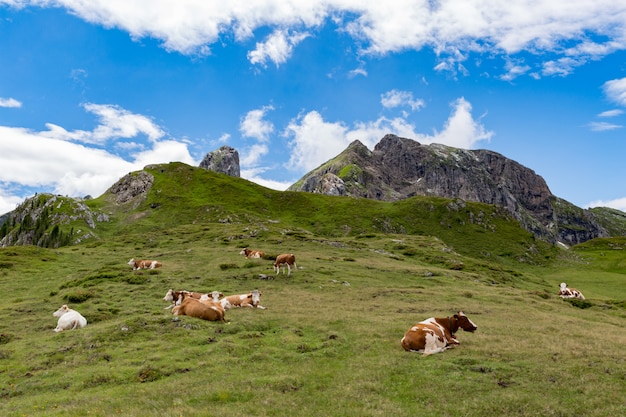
289, 134, 619, 245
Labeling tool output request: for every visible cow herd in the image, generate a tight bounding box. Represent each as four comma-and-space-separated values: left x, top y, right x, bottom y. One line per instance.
52, 250, 588, 355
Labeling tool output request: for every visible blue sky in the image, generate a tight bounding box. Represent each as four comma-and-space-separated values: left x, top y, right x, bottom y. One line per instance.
1, 1, 626, 216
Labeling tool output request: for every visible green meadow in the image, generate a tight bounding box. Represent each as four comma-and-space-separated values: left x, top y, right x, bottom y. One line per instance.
0, 164, 624, 416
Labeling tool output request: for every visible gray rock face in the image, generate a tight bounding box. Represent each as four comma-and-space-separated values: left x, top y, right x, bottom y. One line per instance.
107, 171, 154, 206
289, 134, 609, 245
199, 146, 240, 177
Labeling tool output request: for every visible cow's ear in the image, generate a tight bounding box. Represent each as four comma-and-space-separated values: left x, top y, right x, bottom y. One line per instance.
453, 314, 459, 319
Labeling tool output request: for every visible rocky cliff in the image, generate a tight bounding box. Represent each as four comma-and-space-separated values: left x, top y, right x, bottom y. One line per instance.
289, 134, 611, 245
199, 145, 240, 177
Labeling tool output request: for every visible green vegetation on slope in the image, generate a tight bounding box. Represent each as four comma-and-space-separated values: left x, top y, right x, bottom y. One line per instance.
0, 163, 624, 416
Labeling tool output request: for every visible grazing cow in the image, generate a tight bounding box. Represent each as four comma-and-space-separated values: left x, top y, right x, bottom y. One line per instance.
224, 289, 266, 309
240, 248, 265, 259
558, 282, 585, 300
172, 297, 225, 322
53, 305, 87, 332
401, 311, 477, 355
163, 289, 204, 309
274, 253, 296, 276
128, 258, 162, 270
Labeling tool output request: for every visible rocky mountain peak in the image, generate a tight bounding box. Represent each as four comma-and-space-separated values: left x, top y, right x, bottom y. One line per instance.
199, 145, 240, 177
289, 134, 610, 245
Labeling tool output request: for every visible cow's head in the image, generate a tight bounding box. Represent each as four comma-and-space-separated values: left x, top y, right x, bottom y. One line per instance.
127, 258, 135, 266
239, 248, 249, 256
53, 305, 70, 317
251, 289, 262, 306
454, 311, 477, 333
163, 289, 174, 302
210, 291, 224, 302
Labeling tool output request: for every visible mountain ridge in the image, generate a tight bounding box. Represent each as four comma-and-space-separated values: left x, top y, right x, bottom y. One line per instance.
288, 134, 620, 245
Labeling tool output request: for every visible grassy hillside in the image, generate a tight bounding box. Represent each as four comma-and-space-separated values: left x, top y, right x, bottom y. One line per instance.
0, 164, 624, 416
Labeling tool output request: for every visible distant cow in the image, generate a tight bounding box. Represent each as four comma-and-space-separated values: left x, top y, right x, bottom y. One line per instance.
163, 289, 204, 309
240, 248, 265, 259
274, 253, 296, 276
401, 311, 477, 355
172, 296, 225, 322
53, 305, 87, 332
128, 258, 162, 270
224, 289, 266, 309
558, 282, 585, 300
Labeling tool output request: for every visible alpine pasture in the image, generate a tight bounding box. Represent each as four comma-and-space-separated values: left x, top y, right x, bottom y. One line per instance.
0, 164, 624, 416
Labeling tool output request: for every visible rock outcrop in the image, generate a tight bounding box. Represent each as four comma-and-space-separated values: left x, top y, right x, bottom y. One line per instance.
289, 134, 610, 245
199, 146, 240, 177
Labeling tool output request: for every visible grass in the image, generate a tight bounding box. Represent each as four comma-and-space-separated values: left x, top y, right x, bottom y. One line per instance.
1, 227, 625, 416
0, 164, 625, 416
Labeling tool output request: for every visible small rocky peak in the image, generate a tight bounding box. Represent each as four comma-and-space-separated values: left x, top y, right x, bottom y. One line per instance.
199, 146, 240, 177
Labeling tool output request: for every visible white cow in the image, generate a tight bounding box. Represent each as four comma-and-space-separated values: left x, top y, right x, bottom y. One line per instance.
53, 305, 87, 332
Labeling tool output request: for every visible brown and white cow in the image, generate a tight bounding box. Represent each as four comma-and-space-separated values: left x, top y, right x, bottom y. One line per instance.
163, 289, 204, 309
172, 297, 225, 322
401, 311, 477, 355
274, 253, 296, 276
200, 291, 232, 310
240, 248, 265, 259
558, 282, 585, 300
128, 258, 162, 270
223, 289, 266, 309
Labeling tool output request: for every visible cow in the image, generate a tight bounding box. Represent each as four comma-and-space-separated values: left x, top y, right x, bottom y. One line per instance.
128, 258, 162, 270
274, 253, 296, 276
172, 297, 225, 322
401, 311, 477, 355
223, 289, 266, 309
558, 282, 585, 300
53, 305, 87, 332
163, 289, 204, 309
200, 291, 233, 310
240, 248, 265, 259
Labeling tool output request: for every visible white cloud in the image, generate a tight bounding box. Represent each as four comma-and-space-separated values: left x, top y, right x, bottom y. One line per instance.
586, 197, 626, 212
587, 121, 623, 132
285, 97, 492, 173
603, 78, 626, 107
500, 60, 531, 81
239, 106, 275, 167
7, 1, 625, 76
248, 29, 309, 67
598, 109, 623, 118
240, 143, 269, 167
240, 168, 292, 191
381, 90, 425, 111
40, 103, 165, 144
240, 105, 275, 142
0, 105, 196, 213
429, 98, 493, 148
0, 97, 22, 108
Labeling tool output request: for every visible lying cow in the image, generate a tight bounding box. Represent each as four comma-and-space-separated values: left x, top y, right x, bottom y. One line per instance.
240, 248, 265, 259
401, 311, 477, 355
163, 289, 204, 309
172, 296, 225, 322
128, 258, 162, 270
223, 289, 266, 309
558, 282, 585, 300
200, 291, 233, 310
274, 253, 296, 276
53, 305, 87, 332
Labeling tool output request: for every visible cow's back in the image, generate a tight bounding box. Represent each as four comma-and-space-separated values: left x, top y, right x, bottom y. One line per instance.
401, 322, 447, 354
173, 298, 224, 321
